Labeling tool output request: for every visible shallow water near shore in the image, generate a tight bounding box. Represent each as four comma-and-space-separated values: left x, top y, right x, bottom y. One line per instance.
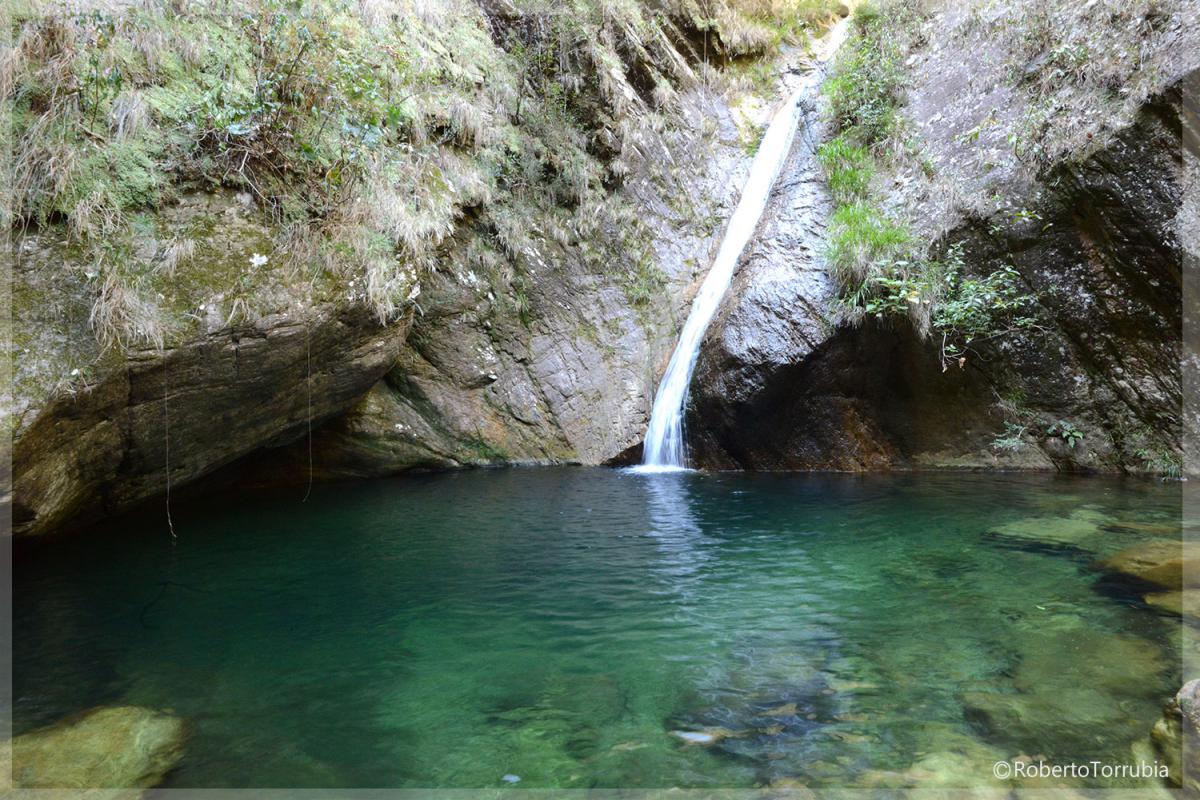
13, 468, 1182, 789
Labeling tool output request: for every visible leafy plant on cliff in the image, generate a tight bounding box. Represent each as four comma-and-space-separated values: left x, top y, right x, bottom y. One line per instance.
1135, 447, 1182, 479
989, 390, 1037, 454
992, 421, 1030, 453
817, 2, 1040, 369
925, 257, 1040, 369
1046, 419, 1084, 448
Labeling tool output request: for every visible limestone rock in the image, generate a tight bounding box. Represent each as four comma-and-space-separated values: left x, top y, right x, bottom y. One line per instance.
961, 630, 1170, 758
8, 33, 757, 536
265, 85, 754, 478
6, 706, 185, 795
988, 508, 1111, 550
1147, 590, 1185, 616
856, 728, 1010, 794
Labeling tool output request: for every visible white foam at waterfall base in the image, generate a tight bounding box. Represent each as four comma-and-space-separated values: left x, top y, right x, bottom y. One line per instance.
638, 85, 813, 471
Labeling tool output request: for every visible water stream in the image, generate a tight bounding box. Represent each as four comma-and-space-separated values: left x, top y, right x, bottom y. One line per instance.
640, 27, 846, 471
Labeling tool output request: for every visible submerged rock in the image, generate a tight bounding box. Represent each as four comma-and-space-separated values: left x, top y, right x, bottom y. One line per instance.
961, 630, 1170, 760
670, 727, 734, 746
765, 777, 818, 795
853, 723, 1106, 794
1104, 519, 1183, 538
860, 751, 1011, 795
1145, 590, 1190, 619
987, 508, 1112, 550
1097, 540, 1199, 623
662, 651, 839, 784
1151, 679, 1200, 793
1100, 541, 1200, 591
6, 705, 185, 794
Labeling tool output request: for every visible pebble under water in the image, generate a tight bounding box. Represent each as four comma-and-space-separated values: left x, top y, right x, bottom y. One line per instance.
13, 468, 1183, 789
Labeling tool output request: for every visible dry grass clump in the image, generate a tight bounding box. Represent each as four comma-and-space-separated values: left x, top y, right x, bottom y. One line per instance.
108, 90, 149, 140
89, 270, 166, 351
156, 237, 195, 277
666, 0, 843, 59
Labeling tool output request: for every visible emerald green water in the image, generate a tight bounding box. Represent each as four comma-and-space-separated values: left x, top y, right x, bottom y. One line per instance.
13, 469, 1182, 789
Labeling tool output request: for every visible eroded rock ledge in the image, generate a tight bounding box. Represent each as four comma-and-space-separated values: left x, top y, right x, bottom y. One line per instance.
13, 304, 407, 536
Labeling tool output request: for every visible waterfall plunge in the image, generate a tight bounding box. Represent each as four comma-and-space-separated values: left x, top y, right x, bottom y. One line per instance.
638, 85, 813, 472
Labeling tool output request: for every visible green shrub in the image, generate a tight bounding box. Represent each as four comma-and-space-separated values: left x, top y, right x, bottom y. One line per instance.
817, 1, 912, 318
932, 264, 1037, 345
848, 241, 1040, 367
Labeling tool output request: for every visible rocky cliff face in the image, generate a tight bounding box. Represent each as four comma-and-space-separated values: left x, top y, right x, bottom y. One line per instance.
7, 1, 796, 537
689, 1, 1196, 474
9, 190, 413, 536
8, 124, 750, 536
262, 101, 753, 480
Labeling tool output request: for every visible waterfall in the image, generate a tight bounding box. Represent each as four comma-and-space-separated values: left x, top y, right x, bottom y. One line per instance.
638, 85, 813, 471
635, 21, 849, 473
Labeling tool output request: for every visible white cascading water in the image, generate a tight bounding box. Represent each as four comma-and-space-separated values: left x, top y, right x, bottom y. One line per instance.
638, 85, 811, 471
636, 19, 850, 472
